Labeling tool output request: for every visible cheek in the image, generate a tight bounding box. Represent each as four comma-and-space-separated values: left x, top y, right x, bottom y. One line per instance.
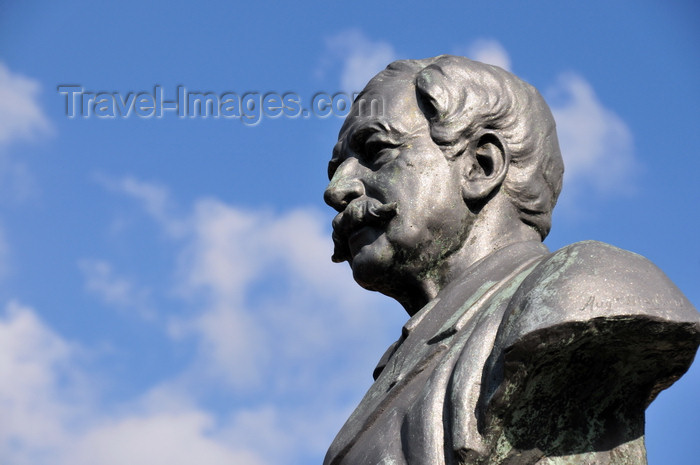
392, 181, 469, 252
404, 169, 465, 226
392, 203, 467, 247
367, 150, 466, 243
372, 155, 452, 201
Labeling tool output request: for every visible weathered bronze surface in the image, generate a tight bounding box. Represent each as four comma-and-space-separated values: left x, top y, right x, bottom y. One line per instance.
323, 55, 699, 465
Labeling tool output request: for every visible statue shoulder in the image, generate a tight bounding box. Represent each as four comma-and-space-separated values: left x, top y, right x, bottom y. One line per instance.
479, 241, 700, 458
506, 240, 698, 336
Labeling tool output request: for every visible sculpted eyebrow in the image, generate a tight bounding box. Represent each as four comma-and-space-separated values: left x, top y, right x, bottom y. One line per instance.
328, 121, 402, 179
350, 121, 400, 148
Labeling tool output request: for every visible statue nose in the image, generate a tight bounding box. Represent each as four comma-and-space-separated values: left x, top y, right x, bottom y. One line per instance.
324, 177, 365, 212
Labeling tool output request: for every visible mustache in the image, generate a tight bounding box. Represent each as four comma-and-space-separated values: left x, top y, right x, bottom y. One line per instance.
331, 199, 398, 263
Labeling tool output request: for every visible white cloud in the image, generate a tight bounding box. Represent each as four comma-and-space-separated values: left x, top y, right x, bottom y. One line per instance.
96, 175, 185, 237
0, 62, 51, 147
78, 259, 154, 319
322, 29, 398, 92
0, 300, 292, 465
182, 200, 269, 297
0, 63, 49, 202
0, 185, 403, 463
74, 178, 404, 461
97, 178, 391, 394
547, 73, 638, 202
170, 197, 398, 392
0, 156, 38, 203
219, 404, 349, 465
65, 410, 266, 465
462, 39, 512, 71
0, 301, 85, 465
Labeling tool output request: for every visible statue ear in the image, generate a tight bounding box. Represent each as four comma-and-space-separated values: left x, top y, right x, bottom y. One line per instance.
461, 133, 509, 201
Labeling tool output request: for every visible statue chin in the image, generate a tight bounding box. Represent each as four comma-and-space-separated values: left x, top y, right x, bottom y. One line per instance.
349, 233, 396, 290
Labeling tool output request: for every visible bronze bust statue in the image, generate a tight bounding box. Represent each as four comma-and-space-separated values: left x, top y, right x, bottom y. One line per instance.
323, 55, 699, 465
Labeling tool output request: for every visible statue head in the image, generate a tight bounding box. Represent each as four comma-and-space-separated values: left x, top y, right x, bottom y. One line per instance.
324, 55, 564, 314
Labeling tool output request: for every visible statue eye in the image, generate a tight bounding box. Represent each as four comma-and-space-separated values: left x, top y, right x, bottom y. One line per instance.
363, 138, 399, 165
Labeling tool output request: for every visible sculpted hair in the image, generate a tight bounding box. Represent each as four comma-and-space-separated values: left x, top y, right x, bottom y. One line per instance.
374, 55, 564, 239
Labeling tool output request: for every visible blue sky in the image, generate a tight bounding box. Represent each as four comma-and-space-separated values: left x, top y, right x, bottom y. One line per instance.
0, 0, 698, 463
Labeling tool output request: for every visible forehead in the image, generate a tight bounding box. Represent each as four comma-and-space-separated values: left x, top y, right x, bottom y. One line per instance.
337, 79, 428, 146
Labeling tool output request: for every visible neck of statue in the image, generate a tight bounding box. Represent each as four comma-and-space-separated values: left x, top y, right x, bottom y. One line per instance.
398, 195, 542, 316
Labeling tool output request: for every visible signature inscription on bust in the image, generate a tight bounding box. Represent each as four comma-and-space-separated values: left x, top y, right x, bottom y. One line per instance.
580, 294, 686, 312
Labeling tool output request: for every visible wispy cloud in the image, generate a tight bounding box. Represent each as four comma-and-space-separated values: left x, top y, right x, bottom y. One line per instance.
65, 408, 267, 465
78, 259, 154, 319
169, 199, 395, 394
0, 62, 50, 202
320, 29, 398, 93
112, 179, 402, 460
547, 73, 638, 203
94, 174, 186, 237
458, 38, 512, 71
0, 300, 268, 464
0, 301, 86, 464
0, 62, 51, 147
